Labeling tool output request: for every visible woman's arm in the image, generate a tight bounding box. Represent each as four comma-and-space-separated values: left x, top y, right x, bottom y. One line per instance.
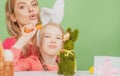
14, 55, 42, 71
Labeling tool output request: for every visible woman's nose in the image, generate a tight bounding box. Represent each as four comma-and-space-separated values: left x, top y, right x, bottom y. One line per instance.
28, 7, 34, 12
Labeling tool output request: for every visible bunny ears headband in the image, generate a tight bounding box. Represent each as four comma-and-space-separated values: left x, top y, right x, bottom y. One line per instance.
37, 0, 64, 46
40, 0, 64, 25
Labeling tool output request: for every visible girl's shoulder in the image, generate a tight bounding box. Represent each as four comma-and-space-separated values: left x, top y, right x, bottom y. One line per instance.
3, 36, 17, 49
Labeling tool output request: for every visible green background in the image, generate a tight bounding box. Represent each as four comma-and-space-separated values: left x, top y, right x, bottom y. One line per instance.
0, 0, 120, 70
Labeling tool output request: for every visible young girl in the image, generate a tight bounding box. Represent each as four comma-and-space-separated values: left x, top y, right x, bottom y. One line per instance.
3, 0, 40, 64
37, 22, 64, 71
13, 22, 64, 71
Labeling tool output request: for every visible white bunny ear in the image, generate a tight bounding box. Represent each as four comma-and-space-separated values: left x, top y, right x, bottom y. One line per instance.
40, 8, 55, 25
40, 0, 64, 25
53, 0, 64, 24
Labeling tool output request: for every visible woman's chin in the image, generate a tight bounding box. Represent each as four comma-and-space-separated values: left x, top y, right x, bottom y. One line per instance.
30, 20, 38, 25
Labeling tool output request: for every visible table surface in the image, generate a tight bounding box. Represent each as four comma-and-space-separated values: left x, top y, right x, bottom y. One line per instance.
14, 71, 93, 76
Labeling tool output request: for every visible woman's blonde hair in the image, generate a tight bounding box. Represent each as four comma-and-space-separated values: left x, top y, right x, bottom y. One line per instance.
5, 0, 20, 38
5, 0, 41, 38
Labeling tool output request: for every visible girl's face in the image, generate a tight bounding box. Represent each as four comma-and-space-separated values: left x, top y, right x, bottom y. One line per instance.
41, 25, 63, 56
12, 0, 39, 26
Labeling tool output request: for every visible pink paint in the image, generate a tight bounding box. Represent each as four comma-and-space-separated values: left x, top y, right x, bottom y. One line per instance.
95, 57, 120, 76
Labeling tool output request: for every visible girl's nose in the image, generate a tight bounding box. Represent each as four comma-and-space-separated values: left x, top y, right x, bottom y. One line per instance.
51, 38, 56, 43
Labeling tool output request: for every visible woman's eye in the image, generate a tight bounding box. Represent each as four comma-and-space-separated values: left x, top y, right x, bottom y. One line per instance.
32, 2, 38, 7
19, 4, 25, 9
19, 5, 25, 9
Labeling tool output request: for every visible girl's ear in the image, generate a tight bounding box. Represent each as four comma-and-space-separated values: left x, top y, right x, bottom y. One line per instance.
10, 14, 16, 22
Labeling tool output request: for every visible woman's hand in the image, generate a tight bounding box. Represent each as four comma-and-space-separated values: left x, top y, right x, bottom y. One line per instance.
21, 23, 37, 39
12, 23, 37, 50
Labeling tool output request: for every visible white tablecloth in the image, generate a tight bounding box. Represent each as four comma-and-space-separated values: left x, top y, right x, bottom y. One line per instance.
14, 71, 93, 76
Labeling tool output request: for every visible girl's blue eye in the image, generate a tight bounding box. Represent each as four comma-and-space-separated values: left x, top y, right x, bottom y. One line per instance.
57, 37, 62, 40
45, 35, 50, 38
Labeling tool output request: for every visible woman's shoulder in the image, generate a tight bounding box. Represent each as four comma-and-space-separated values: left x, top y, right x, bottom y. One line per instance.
4, 36, 16, 41
3, 36, 17, 49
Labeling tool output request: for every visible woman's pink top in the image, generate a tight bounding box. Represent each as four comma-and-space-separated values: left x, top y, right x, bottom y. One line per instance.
3, 37, 58, 71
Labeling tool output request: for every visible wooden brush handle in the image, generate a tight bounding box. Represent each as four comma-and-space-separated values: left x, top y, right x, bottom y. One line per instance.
0, 62, 4, 76
4, 62, 14, 76
0, 40, 4, 61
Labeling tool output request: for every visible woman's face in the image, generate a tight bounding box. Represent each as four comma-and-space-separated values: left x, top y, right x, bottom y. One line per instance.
41, 25, 63, 56
12, 0, 40, 26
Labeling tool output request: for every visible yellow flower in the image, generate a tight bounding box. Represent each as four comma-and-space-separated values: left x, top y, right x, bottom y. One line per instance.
89, 66, 94, 74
